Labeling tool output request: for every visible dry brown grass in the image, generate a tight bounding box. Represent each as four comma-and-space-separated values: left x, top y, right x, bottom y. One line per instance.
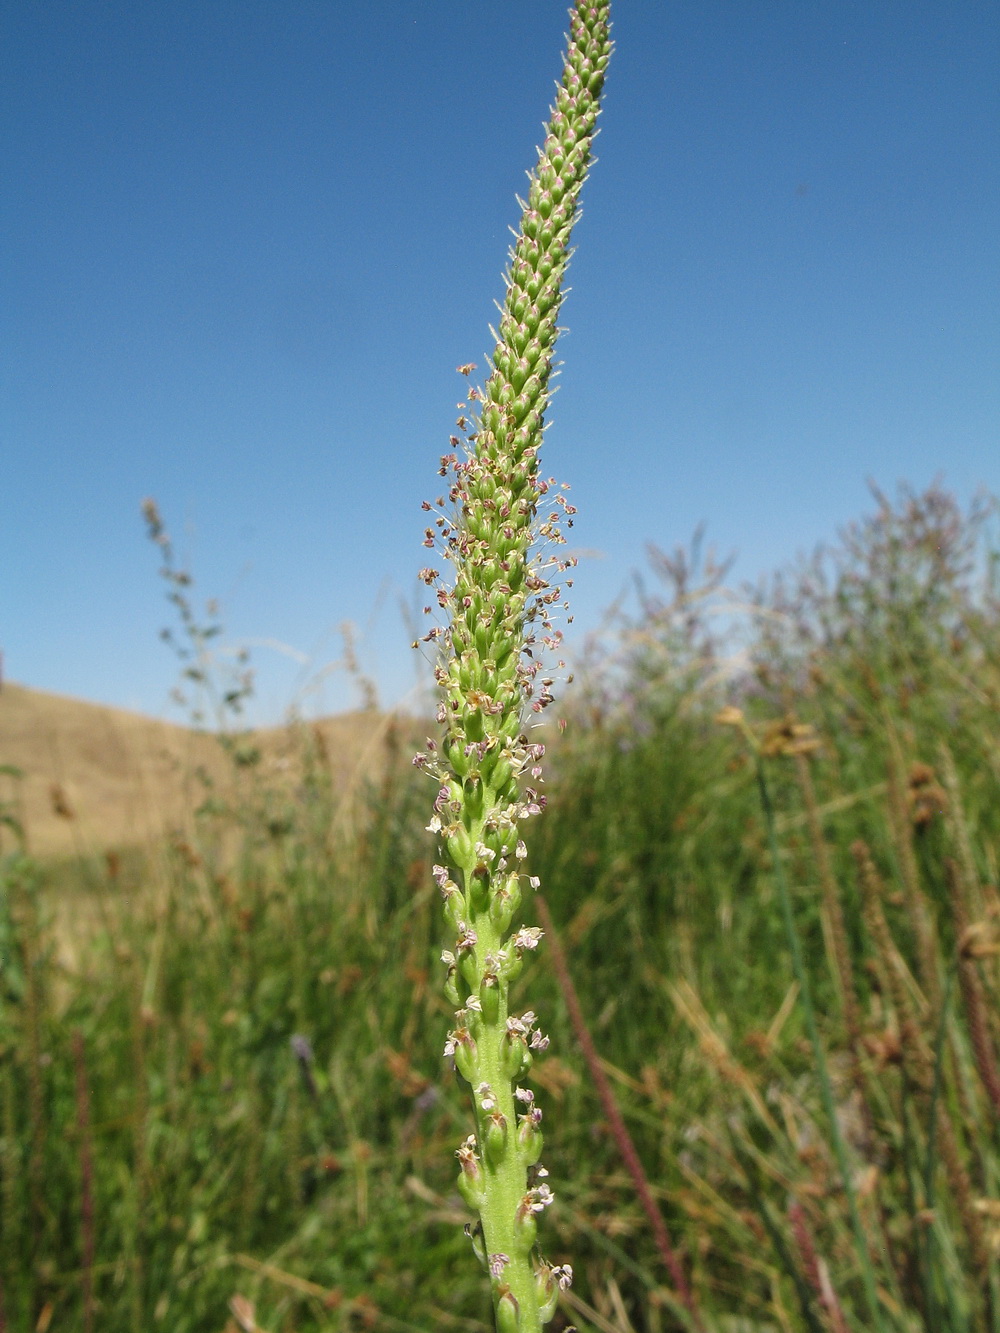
0, 680, 407, 860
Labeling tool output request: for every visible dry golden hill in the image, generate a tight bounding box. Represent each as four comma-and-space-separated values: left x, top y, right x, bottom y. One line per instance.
0, 682, 409, 859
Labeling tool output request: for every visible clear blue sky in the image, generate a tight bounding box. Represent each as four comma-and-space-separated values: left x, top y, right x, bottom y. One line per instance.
3, 2, 998, 724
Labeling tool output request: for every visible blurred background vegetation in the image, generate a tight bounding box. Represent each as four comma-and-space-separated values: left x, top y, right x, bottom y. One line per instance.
2, 482, 999, 1332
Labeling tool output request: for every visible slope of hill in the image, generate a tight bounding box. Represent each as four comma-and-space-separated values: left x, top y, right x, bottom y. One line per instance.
0, 682, 400, 859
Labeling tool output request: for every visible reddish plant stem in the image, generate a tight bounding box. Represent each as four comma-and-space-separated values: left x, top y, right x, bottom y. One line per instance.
788, 1201, 851, 1333
535, 894, 704, 1330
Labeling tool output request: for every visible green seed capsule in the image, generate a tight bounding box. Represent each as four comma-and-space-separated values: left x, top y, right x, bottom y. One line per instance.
496, 1291, 521, 1333
446, 828, 473, 863
454, 1036, 478, 1085
490, 888, 516, 934
536, 1272, 559, 1323
466, 1221, 487, 1267
484, 1113, 508, 1167
500, 1033, 530, 1081
457, 1168, 485, 1213
515, 1209, 537, 1252
479, 978, 500, 1023
443, 894, 466, 932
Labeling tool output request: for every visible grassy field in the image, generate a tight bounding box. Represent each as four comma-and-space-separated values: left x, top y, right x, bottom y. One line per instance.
2, 483, 1000, 1332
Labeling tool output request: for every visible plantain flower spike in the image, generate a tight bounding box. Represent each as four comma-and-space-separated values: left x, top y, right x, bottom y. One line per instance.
416, 5, 612, 1328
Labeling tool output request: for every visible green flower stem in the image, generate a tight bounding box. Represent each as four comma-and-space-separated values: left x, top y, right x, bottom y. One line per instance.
415, 5, 611, 1328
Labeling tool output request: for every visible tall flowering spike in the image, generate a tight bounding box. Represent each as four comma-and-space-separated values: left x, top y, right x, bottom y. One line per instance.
418, 5, 611, 1329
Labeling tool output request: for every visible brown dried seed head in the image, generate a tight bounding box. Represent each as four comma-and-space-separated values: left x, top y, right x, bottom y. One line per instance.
49, 782, 75, 820
906, 764, 947, 827
908, 761, 936, 789
760, 717, 821, 758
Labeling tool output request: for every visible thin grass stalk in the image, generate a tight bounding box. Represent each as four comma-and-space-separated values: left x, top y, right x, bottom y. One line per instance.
981, 882, 1000, 1022
667, 978, 784, 1140
19, 870, 46, 1323
0, 1069, 10, 1333
534, 894, 704, 1331
787, 1202, 851, 1333
0, 1066, 14, 1332
853, 841, 929, 1069
922, 958, 957, 1256
938, 753, 999, 1052
726, 1132, 826, 1333
793, 752, 861, 1049
943, 858, 1000, 1333
946, 859, 1000, 1116
416, 6, 612, 1328
126, 957, 148, 1333
938, 744, 984, 923
853, 842, 991, 1300
753, 762, 889, 1333
895, 942, 973, 1332
285, 1066, 304, 1209
72, 1029, 95, 1333
883, 731, 941, 1010
897, 1073, 945, 1333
